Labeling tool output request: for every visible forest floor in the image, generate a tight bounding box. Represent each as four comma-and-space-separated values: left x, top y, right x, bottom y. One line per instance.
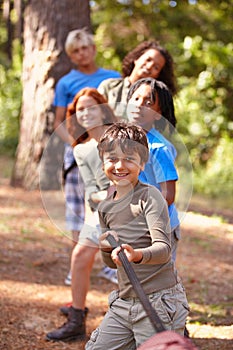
0, 155, 232, 350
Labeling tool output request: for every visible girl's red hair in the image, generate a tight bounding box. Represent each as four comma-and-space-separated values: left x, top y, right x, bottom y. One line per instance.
66, 88, 117, 146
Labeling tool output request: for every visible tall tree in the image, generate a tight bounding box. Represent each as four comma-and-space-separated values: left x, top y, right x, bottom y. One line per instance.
11, 0, 91, 189
3, 0, 14, 61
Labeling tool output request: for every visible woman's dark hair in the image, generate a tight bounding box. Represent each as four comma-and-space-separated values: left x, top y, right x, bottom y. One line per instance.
98, 121, 149, 164
127, 77, 177, 134
122, 41, 177, 95
66, 87, 117, 147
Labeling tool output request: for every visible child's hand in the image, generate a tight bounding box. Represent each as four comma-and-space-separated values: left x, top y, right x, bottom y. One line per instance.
99, 230, 119, 252
111, 244, 142, 265
111, 246, 123, 265
121, 244, 139, 263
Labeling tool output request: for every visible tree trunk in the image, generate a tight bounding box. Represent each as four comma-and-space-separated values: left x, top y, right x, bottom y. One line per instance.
14, 0, 24, 43
3, 0, 14, 61
11, 0, 91, 190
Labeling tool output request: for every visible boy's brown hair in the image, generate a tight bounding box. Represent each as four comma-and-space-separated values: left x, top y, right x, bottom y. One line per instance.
98, 122, 149, 165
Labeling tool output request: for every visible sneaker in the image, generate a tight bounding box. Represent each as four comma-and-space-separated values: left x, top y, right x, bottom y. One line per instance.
60, 303, 89, 317
97, 266, 118, 284
64, 271, 71, 286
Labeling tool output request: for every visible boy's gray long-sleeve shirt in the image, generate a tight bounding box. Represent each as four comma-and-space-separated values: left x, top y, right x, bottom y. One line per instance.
98, 181, 178, 299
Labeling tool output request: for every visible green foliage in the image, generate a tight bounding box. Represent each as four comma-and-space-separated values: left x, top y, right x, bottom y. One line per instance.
0, 40, 22, 156
193, 134, 233, 198
94, 25, 122, 72
0, 0, 232, 200
91, 0, 233, 57
175, 69, 230, 166
174, 35, 233, 200
92, 0, 233, 202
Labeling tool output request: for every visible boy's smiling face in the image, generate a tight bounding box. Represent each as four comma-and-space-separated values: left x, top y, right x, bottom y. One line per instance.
103, 145, 145, 191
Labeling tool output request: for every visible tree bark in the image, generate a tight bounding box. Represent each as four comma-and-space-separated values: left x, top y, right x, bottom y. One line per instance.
11, 0, 91, 190
3, 0, 14, 61
14, 0, 24, 43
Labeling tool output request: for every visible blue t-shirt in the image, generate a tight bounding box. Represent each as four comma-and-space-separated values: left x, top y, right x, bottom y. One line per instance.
54, 68, 121, 107
139, 128, 179, 230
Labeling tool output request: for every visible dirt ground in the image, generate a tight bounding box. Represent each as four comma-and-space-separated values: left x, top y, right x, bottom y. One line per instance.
0, 156, 232, 350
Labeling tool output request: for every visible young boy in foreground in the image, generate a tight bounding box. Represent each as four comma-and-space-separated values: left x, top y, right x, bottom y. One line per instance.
85, 122, 189, 350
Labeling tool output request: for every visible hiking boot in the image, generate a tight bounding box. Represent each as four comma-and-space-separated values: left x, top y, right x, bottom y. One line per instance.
46, 306, 86, 342
60, 302, 89, 317
60, 301, 72, 316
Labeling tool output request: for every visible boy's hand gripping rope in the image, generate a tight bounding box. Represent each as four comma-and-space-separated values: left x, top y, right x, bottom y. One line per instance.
105, 233, 165, 333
